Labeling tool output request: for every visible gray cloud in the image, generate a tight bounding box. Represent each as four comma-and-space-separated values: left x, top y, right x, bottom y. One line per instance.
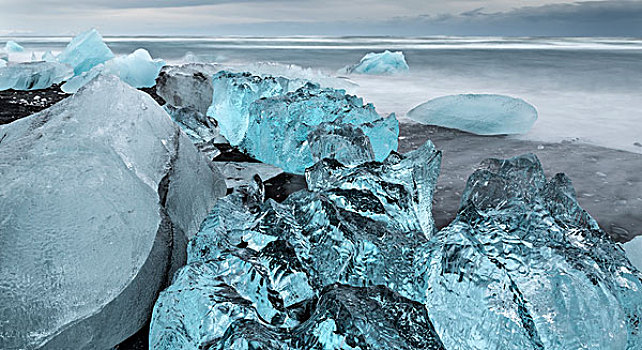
0, 0, 640, 36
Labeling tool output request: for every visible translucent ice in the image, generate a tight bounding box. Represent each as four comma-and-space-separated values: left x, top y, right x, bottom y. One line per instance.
241, 83, 398, 173
0, 61, 73, 90
4, 40, 24, 52
407, 94, 538, 135
157, 63, 221, 116
346, 50, 409, 75
0, 59, 6, 68
416, 154, 642, 349
56, 28, 114, 75
42, 50, 56, 62
0, 75, 226, 349
156, 64, 222, 145
150, 141, 443, 349
206, 72, 398, 174
62, 49, 165, 93
625, 236, 642, 272
207, 71, 297, 145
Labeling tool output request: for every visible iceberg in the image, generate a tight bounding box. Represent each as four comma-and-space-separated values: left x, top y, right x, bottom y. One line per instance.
205, 71, 398, 174
346, 50, 409, 75
4, 40, 24, 52
207, 71, 297, 145
61, 48, 165, 93
291, 284, 446, 350
150, 141, 442, 349
407, 94, 538, 135
625, 236, 642, 272
157, 63, 221, 116
156, 64, 222, 145
241, 83, 399, 173
0, 61, 73, 90
56, 28, 114, 75
0, 75, 226, 349
416, 154, 642, 349
42, 50, 56, 62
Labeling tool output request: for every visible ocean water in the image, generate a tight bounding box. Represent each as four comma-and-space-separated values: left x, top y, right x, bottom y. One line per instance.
3, 36, 642, 154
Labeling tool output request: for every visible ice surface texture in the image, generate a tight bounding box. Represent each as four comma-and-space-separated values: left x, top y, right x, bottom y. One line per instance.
207, 71, 399, 174
156, 64, 221, 145
4, 40, 24, 52
56, 29, 114, 75
347, 50, 409, 75
417, 154, 642, 349
0, 75, 226, 349
150, 141, 443, 349
625, 237, 642, 272
407, 94, 538, 135
0, 61, 73, 90
62, 48, 165, 93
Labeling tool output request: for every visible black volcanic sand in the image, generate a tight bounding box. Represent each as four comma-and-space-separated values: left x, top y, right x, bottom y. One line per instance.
398, 122, 642, 242
3, 85, 642, 349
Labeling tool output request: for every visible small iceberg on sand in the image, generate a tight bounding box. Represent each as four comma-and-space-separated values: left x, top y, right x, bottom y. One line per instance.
0, 61, 73, 90
407, 94, 538, 135
4, 40, 24, 53
346, 50, 409, 75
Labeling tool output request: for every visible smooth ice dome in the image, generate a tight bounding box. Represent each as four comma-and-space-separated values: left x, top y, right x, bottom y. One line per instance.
62, 48, 165, 93
625, 236, 642, 272
407, 93, 538, 135
347, 50, 409, 74
4, 40, 24, 52
0, 75, 226, 349
0, 61, 73, 90
150, 141, 443, 349
417, 154, 642, 349
56, 28, 114, 75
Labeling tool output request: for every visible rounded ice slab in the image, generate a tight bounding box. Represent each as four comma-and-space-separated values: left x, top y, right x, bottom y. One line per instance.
625, 236, 642, 272
0, 75, 226, 349
407, 94, 538, 135
347, 50, 409, 75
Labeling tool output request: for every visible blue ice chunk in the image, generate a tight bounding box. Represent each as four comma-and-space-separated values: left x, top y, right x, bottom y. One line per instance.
239, 81, 398, 174
207, 71, 295, 145
347, 50, 409, 75
0, 59, 6, 68
150, 141, 443, 349
56, 29, 114, 75
416, 154, 642, 349
164, 105, 219, 145
4, 40, 24, 53
291, 284, 446, 350
61, 49, 165, 93
407, 94, 538, 135
0, 62, 73, 90
42, 50, 56, 62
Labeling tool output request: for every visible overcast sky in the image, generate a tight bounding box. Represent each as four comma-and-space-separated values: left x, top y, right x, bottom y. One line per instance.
0, 0, 641, 36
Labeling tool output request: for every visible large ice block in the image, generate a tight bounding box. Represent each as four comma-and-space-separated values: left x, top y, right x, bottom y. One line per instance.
407, 94, 538, 135
56, 29, 114, 75
4, 40, 24, 52
62, 49, 165, 93
0, 61, 73, 90
0, 75, 226, 349
207, 71, 296, 145
240, 83, 398, 173
157, 63, 221, 115
346, 50, 409, 75
150, 141, 443, 349
416, 154, 642, 349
